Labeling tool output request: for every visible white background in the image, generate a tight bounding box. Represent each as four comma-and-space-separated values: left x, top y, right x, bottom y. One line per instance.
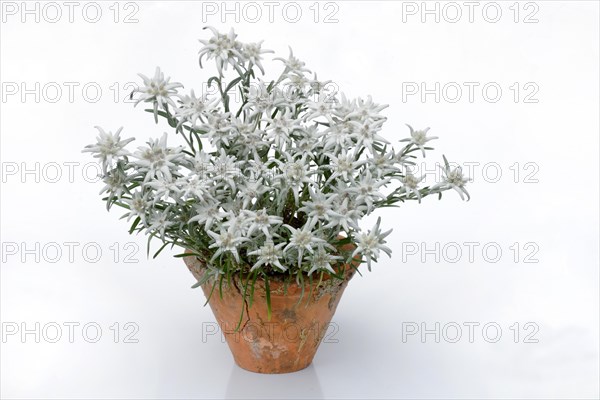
1, 1, 599, 398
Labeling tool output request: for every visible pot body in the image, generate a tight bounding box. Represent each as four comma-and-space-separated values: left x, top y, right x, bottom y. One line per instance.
184, 248, 357, 374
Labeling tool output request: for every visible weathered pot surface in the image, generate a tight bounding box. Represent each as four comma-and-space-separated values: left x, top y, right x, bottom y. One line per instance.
184, 243, 358, 374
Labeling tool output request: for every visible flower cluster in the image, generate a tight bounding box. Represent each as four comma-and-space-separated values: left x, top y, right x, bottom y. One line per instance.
83, 27, 469, 286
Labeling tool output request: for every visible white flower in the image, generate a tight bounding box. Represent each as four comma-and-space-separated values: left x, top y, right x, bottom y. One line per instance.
121, 190, 150, 223
298, 188, 341, 224
219, 210, 247, 236
274, 47, 311, 75
229, 120, 269, 161
237, 175, 269, 209
352, 217, 392, 271
306, 246, 342, 275
189, 202, 225, 231
134, 67, 183, 122
320, 123, 355, 153
437, 156, 470, 200
207, 225, 249, 263
323, 148, 366, 183
98, 164, 129, 202
324, 197, 363, 231
202, 113, 234, 148
293, 125, 320, 156
131, 133, 184, 183
243, 209, 283, 238
145, 177, 181, 204
178, 174, 212, 201
353, 170, 389, 212
175, 89, 218, 126
242, 41, 273, 74
345, 96, 388, 122
264, 112, 296, 150
198, 26, 243, 76
212, 148, 242, 191
284, 220, 331, 268
303, 94, 336, 121
369, 149, 399, 178
400, 125, 438, 157
248, 241, 287, 272
399, 171, 424, 202
332, 93, 357, 120
274, 153, 315, 206
350, 119, 389, 154
82, 127, 134, 173
306, 74, 334, 97
146, 207, 176, 239
284, 73, 311, 100
242, 80, 292, 119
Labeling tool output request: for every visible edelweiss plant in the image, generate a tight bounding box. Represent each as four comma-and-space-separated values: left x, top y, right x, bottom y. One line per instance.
84, 27, 469, 309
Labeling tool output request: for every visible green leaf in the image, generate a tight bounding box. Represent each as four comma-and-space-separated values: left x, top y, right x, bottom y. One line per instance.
248, 271, 258, 308
235, 273, 251, 332
128, 216, 141, 234
224, 76, 243, 93
191, 270, 212, 289
264, 274, 272, 321
203, 279, 218, 306
173, 252, 203, 258
153, 241, 170, 259
207, 76, 220, 87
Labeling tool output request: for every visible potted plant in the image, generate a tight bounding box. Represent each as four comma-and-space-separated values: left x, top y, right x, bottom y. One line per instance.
83, 27, 470, 374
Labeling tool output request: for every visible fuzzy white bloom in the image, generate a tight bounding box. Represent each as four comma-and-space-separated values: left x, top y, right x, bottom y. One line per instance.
350, 119, 389, 155
352, 217, 392, 271
284, 220, 331, 268
99, 165, 129, 202
324, 148, 366, 183
82, 127, 134, 173
248, 240, 287, 272
400, 125, 438, 157
306, 246, 342, 275
131, 133, 184, 183
122, 190, 150, 223
189, 202, 225, 231
244, 209, 283, 238
298, 188, 341, 225
146, 207, 176, 239
175, 90, 219, 126
133, 67, 183, 122
198, 27, 244, 76
207, 225, 249, 263
399, 171, 424, 203
353, 170, 389, 212
436, 157, 470, 201
242, 41, 273, 74
274, 47, 311, 75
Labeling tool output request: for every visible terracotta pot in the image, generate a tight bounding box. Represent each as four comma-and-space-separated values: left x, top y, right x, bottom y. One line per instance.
184, 243, 359, 374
